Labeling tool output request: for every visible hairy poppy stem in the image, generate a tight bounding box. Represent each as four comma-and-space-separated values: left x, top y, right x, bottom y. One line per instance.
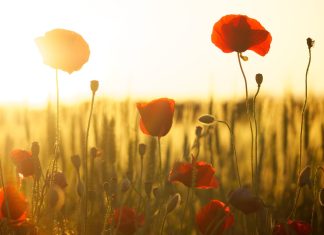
237, 53, 254, 189
253, 85, 261, 195
83, 88, 96, 235
217, 120, 241, 187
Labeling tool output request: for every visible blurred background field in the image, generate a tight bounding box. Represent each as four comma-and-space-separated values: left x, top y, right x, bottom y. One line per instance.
1, 95, 323, 234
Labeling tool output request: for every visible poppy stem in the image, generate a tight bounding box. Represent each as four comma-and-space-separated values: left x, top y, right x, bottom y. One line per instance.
298, 44, 312, 178
217, 120, 241, 187
54, 68, 60, 163
253, 85, 261, 195
237, 53, 254, 189
157, 137, 162, 184
160, 210, 168, 235
180, 187, 191, 233
83, 88, 96, 235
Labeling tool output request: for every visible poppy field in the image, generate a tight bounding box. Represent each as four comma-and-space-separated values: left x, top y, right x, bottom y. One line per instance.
0, 13, 324, 235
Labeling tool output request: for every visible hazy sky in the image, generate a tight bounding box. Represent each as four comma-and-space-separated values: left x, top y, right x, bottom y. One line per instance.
0, 0, 323, 106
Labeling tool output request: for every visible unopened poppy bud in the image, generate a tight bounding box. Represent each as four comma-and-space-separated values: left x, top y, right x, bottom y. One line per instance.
90, 80, 99, 93
166, 193, 181, 214
198, 114, 216, 125
138, 143, 146, 156
54, 172, 68, 189
319, 188, 324, 206
255, 73, 263, 86
298, 165, 311, 187
31, 142, 40, 157
121, 177, 131, 193
307, 37, 314, 49
195, 126, 202, 137
71, 155, 81, 170
144, 181, 153, 198
240, 53, 249, 61
90, 147, 98, 158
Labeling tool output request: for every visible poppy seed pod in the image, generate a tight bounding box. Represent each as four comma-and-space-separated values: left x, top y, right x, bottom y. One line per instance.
54, 172, 68, 189
298, 165, 311, 187
198, 114, 216, 125
90, 80, 99, 93
138, 143, 146, 156
307, 37, 315, 49
255, 73, 263, 86
166, 193, 181, 214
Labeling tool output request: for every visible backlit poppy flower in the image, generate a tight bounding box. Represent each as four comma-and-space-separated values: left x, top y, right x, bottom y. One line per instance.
108, 207, 144, 235
10, 149, 35, 177
136, 98, 175, 137
273, 220, 311, 235
196, 200, 234, 235
169, 160, 218, 189
228, 187, 263, 214
35, 28, 90, 74
0, 185, 28, 223
211, 14, 272, 56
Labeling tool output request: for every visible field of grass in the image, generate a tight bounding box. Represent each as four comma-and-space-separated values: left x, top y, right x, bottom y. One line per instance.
0, 94, 323, 234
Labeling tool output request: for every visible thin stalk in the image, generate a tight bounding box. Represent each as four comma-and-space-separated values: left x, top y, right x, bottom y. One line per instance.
237, 53, 254, 189
157, 137, 162, 184
180, 187, 191, 233
288, 187, 301, 219
160, 211, 168, 235
83, 90, 96, 235
217, 120, 241, 187
253, 85, 261, 195
298, 45, 312, 175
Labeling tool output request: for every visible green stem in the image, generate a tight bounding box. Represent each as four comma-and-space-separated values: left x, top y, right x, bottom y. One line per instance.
217, 120, 241, 187
253, 85, 260, 195
237, 53, 254, 189
83, 91, 96, 235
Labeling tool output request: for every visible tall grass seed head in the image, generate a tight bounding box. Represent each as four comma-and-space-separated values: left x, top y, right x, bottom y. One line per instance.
91, 80, 99, 93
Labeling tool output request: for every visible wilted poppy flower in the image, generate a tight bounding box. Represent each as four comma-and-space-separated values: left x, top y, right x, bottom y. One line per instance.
10, 149, 35, 177
211, 14, 272, 56
273, 220, 311, 235
35, 28, 90, 74
196, 200, 234, 235
228, 187, 263, 214
0, 185, 28, 223
136, 98, 175, 137
108, 207, 144, 235
169, 160, 218, 189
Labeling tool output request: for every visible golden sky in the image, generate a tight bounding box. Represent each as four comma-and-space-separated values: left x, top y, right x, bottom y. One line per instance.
0, 0, 323, 106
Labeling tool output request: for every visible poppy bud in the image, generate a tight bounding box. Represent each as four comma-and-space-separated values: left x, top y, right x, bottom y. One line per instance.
307, 37, 314, 49
228, 187, 263, 214
195, 126, 203, 137
144, 181, 153, 198
54, 172, 68, 189
255, 73, 263, 86
319, 188, 324, 206
31, 142, 40, 157
198, 114, 216, 125
90, 80, 99, 93
166, 193, 181, 214
121, 177, 131, 193
240, 53, 249, 61
71, 155, 81, 170
298, 165, 311, 187
138, 143, 146, 156
90, 147, 99, 158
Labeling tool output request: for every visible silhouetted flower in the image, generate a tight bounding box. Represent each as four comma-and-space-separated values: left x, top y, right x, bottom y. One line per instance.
35, 28, 90, 73
211, 14, 272, 56
109, 207, 144, 235
169, 160, 218, 189
136, 98, 175, 137
196, 200, 234, 235
10, 149, 35, 177
228, 187, 263, 214
0, 185, 28, 224
273, 220, 311, 235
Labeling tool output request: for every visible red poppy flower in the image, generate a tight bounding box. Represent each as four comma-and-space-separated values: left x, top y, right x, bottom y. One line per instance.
10, 149, 35, 177
169, 160, 218, 189
211, 14, 272, 56
108, 207, 144, 235
228, 187, 263, 214
136, 98, 175, 137
0, 185, 28, 223
273, 220, 311, 235
196, 200, 234, 235
35, 28, 90, 74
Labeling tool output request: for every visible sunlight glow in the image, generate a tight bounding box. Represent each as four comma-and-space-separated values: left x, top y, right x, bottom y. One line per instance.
0, 0, 324, 106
